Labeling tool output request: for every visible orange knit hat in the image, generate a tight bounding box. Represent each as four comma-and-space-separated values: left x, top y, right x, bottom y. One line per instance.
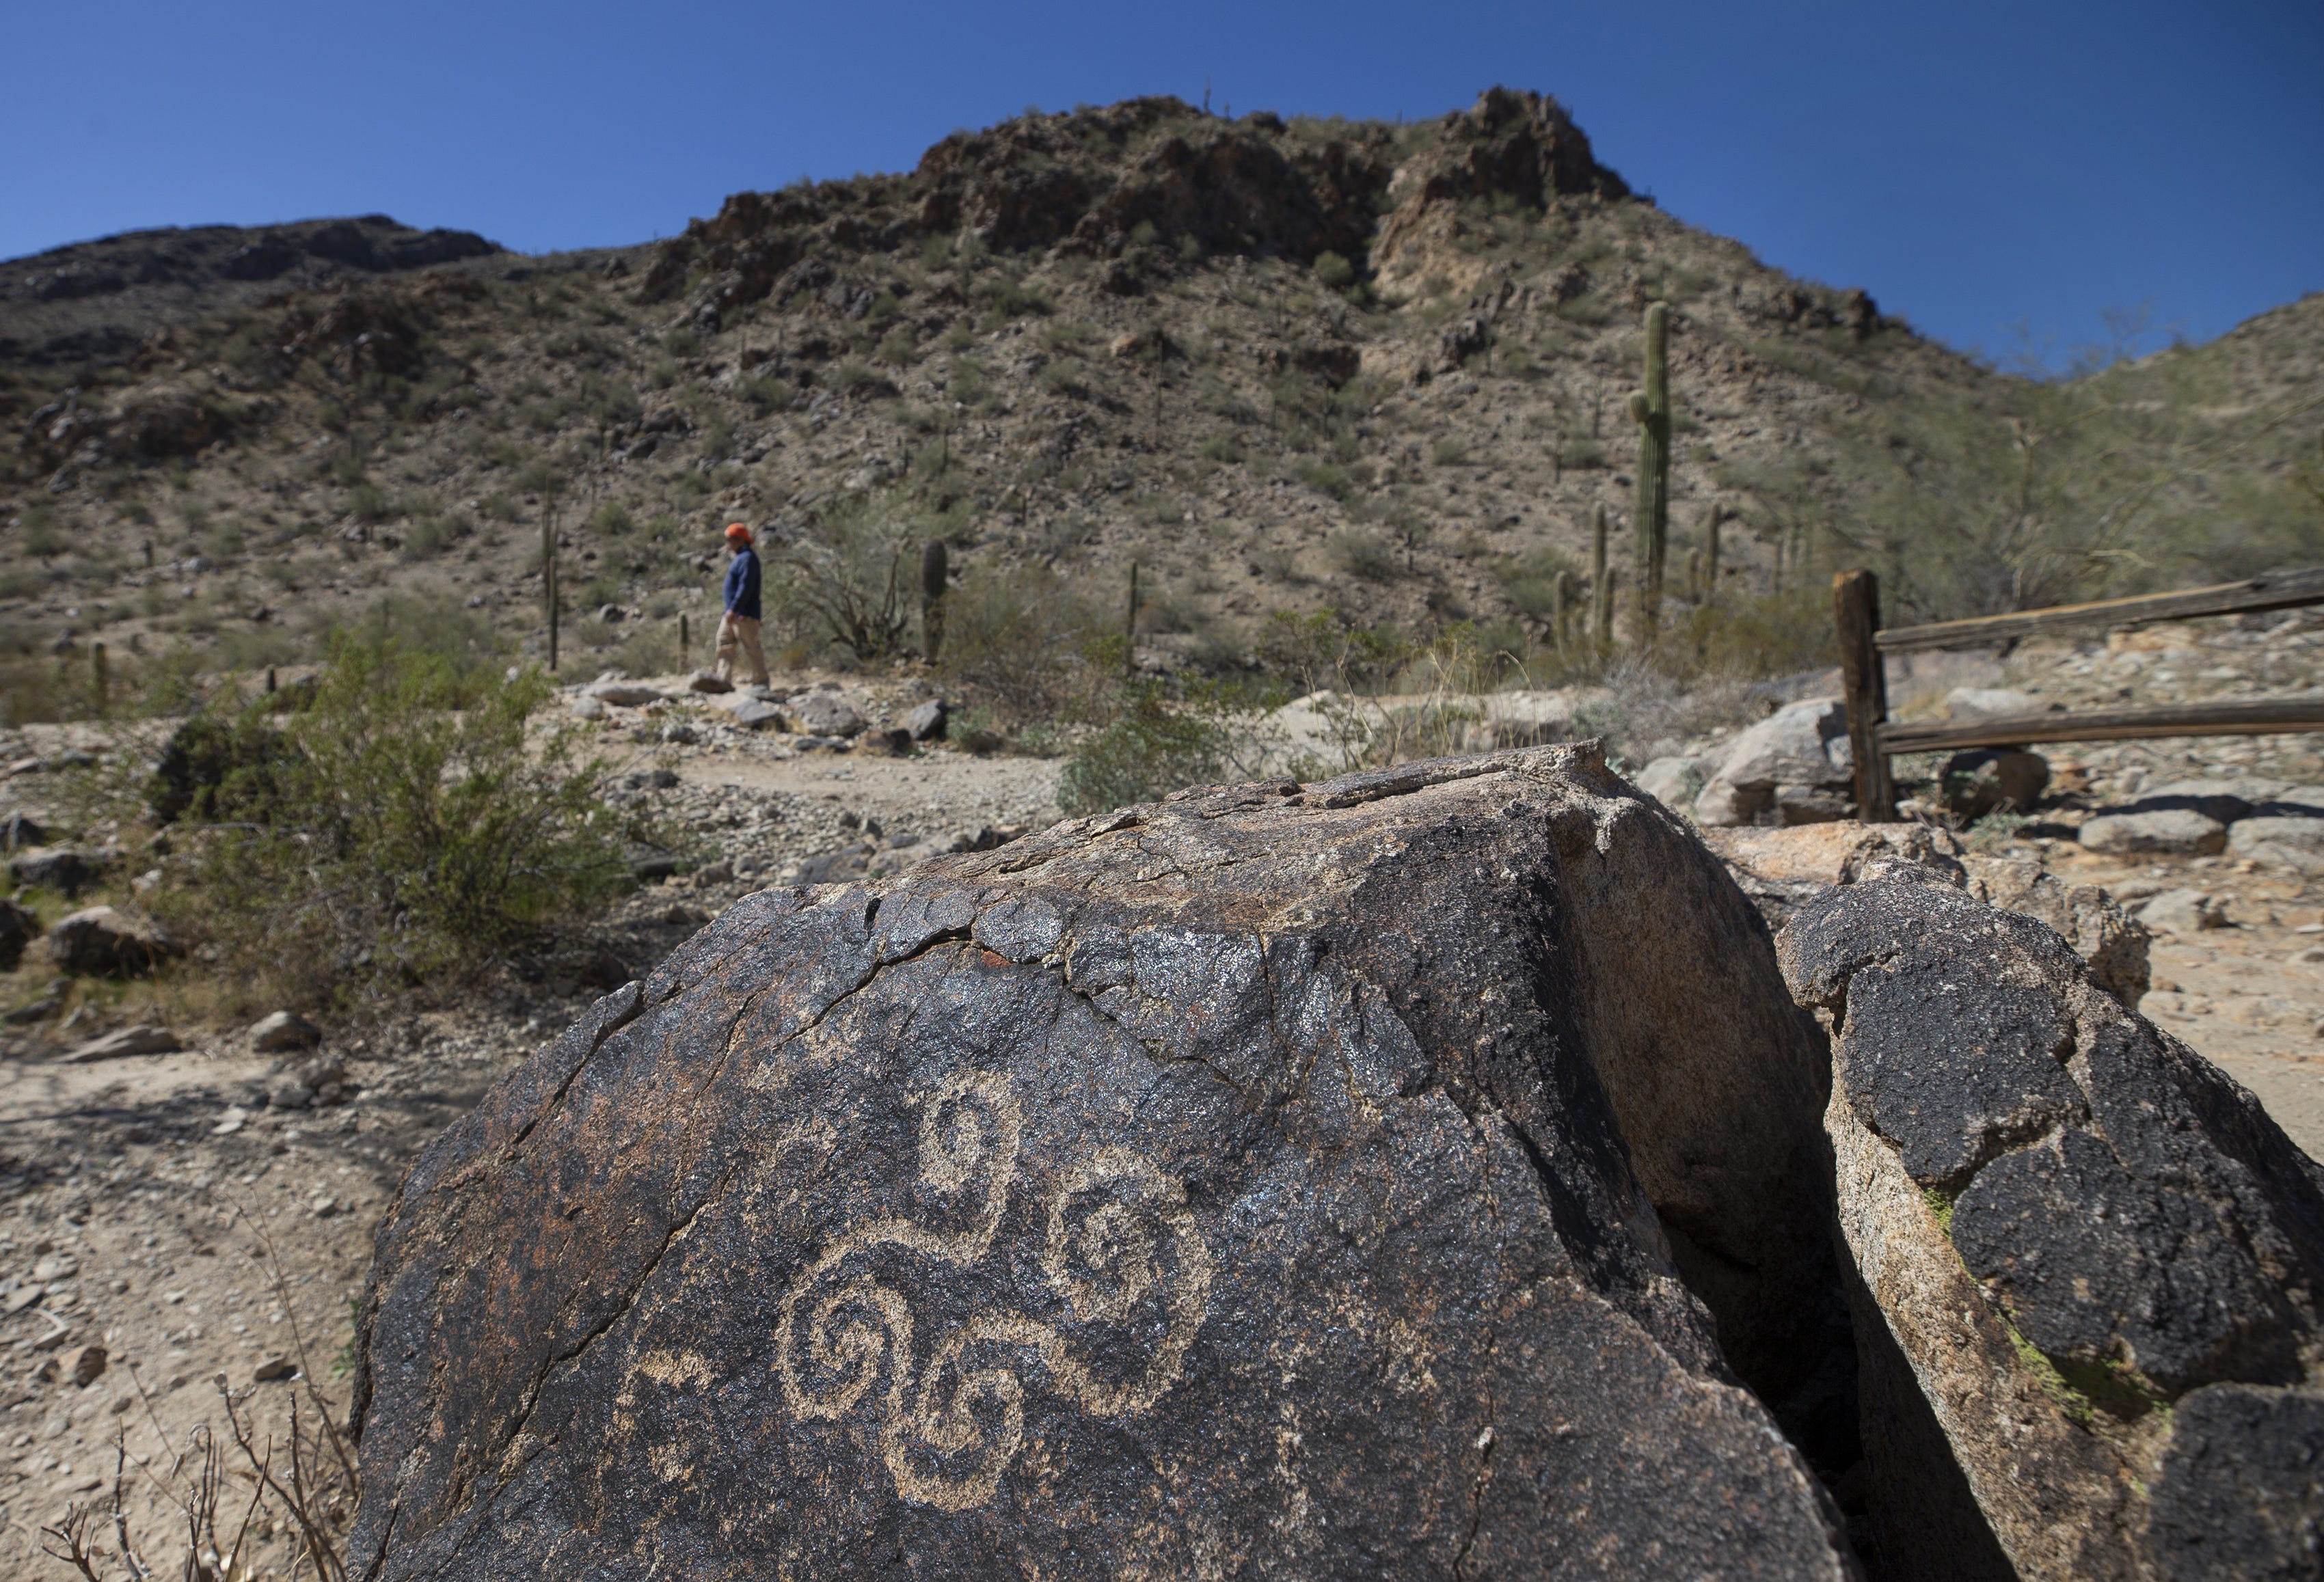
724, 523, 752, 545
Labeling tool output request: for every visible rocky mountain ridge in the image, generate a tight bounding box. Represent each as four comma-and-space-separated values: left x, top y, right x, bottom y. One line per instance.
0, 89, 2311, 694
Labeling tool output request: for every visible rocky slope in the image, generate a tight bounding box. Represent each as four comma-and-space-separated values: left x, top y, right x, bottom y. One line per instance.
9, 87, 2304, 700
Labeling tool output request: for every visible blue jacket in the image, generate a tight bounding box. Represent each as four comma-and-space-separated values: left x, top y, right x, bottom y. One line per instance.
722, 547, 761, 620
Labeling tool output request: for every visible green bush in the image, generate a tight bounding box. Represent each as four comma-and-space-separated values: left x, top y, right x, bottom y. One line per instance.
1313, 251, 1355, 289
1331, 531, 1399, 582
150, 636, 635, 1009
1056, 690, 1232, 815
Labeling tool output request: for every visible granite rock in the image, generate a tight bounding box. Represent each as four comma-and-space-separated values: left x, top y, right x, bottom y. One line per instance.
352, 747, 1856, 1580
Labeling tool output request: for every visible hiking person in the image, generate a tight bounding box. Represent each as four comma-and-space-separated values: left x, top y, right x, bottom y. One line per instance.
715, 523, 770, 686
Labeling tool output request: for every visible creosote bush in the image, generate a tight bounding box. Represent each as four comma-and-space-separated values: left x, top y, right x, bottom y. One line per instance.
148, 635, 634, 1011
1055, 687, 1234, 816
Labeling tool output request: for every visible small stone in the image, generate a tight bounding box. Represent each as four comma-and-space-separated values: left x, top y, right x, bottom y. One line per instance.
212, 1106, 247, 1136
1632, 756, 1702, 809
265, 1075, 312, 1110
62, 1024, 181, 1063
247, 1010, 321, 1052
1774, 785, 1850, 826
48, 906, 178, 977
586, 682, 662, 707
2138, 889, 2230, 936
1943, 687, 2048, 723
62, 1344, 105, 1388
904, 699, 949, 742
686, 670, 733, 694
1692, 777, 1772, 828
567, 694, 609, 720
1938, 750, 2051, 819
310, 1196, 339, 1218
789, 692, 865, 738
253, 1356, 298, 1382
2227, 817, 2324, 875
2079, 809, 2228, 856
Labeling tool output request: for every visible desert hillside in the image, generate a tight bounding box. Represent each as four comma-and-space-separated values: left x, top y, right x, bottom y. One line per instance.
5, 88, 2310, 704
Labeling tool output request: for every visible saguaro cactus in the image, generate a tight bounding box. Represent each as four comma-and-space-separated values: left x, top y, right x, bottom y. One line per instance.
1125, 561, 1141, 678
1589, 502, 1614, 651
921, 539, 949, 662
1629, 302, 1671, 644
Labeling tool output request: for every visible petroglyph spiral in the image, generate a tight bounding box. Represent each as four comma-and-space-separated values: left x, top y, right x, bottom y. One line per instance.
775, 1071, 1212, 1510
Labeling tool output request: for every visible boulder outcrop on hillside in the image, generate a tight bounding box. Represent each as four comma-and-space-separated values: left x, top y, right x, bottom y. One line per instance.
351, 746, 1858, 1579
1781, 874, 2324, 1581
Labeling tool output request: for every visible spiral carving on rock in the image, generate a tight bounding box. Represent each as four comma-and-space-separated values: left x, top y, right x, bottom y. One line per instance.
774, 1071, 1212, 1510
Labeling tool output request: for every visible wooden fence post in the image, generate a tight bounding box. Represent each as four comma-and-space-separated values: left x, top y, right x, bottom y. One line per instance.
1833, 569, 1895, 821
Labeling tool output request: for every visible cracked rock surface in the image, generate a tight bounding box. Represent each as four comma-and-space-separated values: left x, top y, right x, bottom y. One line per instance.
350, 744, 1855, 1579
1781, 874, 2324, 1581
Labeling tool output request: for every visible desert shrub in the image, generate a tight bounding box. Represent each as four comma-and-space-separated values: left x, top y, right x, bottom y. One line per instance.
1055, 690, 1232, 815
1429, 437, 1470, 467
936, 561, 1110, 725
146, 713, 293, 825
768, 496, 916, 661
1314, 251, 1355, 289
149, 635, 634, 1009
1331, 531, 1398, 582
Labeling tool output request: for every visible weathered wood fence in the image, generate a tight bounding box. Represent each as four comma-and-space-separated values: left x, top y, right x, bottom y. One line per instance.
1834, 567, 2324, 822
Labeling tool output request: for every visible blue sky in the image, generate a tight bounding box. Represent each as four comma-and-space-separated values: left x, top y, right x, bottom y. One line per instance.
5, 0, 2317, 368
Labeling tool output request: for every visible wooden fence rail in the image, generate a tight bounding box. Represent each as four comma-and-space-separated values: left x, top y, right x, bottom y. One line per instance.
1835, 568, 2324, 821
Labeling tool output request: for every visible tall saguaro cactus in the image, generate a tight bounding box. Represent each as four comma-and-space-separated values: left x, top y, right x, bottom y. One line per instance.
921, 539, 949, 662
1628, 302, 1671, 645
1589, 502, 1613, 651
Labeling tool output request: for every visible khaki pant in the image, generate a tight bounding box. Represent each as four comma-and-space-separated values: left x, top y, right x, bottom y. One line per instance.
714, 612, 770, 685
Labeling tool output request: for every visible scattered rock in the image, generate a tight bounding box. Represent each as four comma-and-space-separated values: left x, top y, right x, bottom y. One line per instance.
788, 691, 865, 738
1632, 754, 1702, 808
686, 670, 733, 694
1781, 876, 2324, 1581
1715, 697, 1854, 793
567, 694, 609, 720
0, 897, 36, 970
266, 1074, 312, 1110
723, 699, 787, 731
49, 907, 179, 977
1774, 785, 1851, 824
10, 846, 105, 896
2139, 888, 2232, 936
586, 682, 663, 707
903, 699, 949, 741
254, 1356, 299, 1382
62, 1343, 106, 1388
691, 862, 734, 888
1, 810, 47, 851
310, 1196, 340, 1219
1938, 750, 2051, 819
62, 1024, 182, 1063
353, 748, 1857, 1578
1692, 776, 1772, 827
1942, 687, 2049, 724
248, 1009, 322, 1052
2227, 816, 2324, 875
2079, 808, 2228, 856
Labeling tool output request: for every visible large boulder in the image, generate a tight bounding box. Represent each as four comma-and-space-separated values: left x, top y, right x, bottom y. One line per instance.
1780, 875, 2324, 1581
49, 905, 178, 977
1694, 698, 1853, 827
352, 747, 1857, 1579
